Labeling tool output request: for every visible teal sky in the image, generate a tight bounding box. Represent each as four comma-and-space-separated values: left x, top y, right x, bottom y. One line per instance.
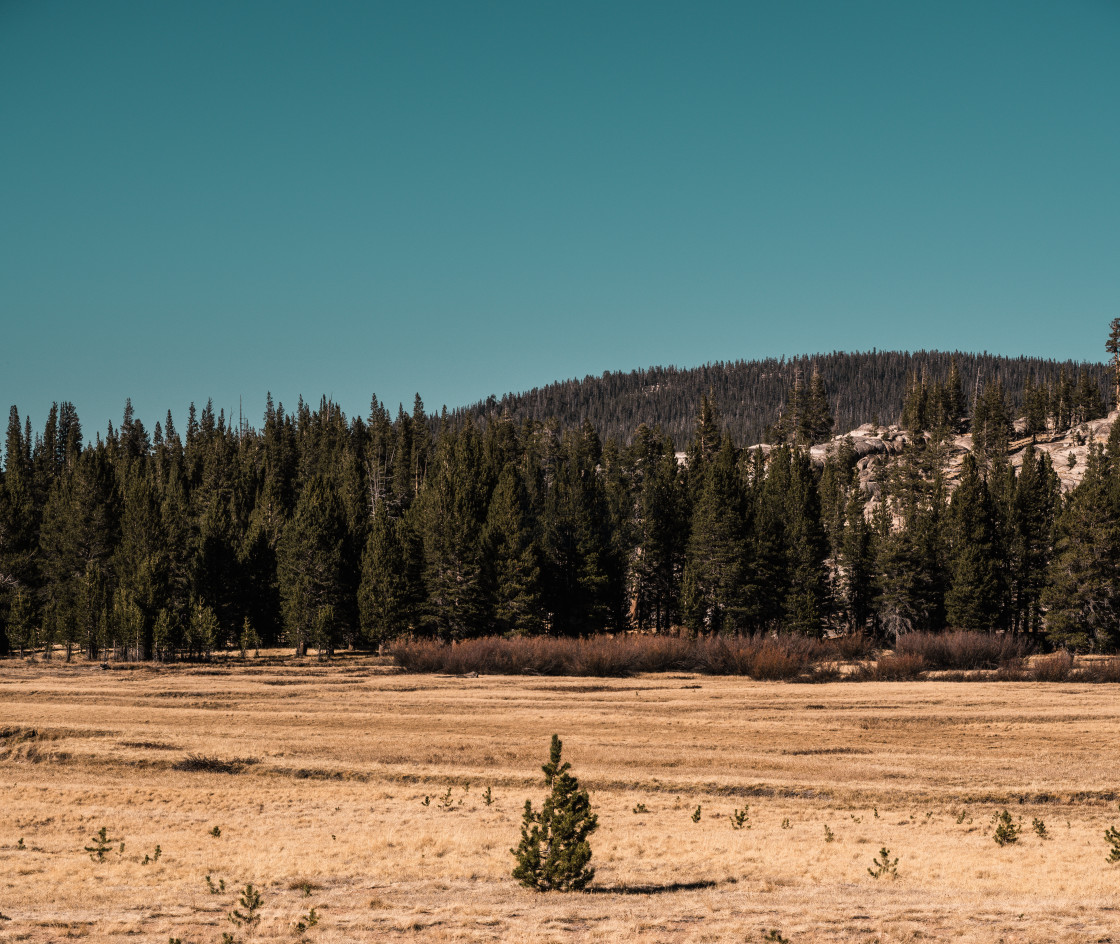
2, 1, 1118, 435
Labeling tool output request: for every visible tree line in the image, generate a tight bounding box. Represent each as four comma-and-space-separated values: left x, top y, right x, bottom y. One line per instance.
456, 350, 1111, 446
0, 346, 1118, 659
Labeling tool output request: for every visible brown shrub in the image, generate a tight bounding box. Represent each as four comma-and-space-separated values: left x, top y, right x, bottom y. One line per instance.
825, 633, 877, 661
1029, 651, 1074, 682
391, 633, 825, 679
858, 652, 928, 681
1074, 657, 1120, 683
895, 631, 1033, 670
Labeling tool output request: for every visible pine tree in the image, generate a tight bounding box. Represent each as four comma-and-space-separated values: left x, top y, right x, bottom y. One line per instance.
1106, 317, 1120, 408
511, 735, 598, 892
277, 474, 347, 656
483, 463, 545, 636
358, 503, 416, 645
945, 454, 1004, 629
681, 436, 747, 633
1042, 446, 1120, 650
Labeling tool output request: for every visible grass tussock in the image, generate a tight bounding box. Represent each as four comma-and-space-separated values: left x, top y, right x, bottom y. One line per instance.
172, 753, 258, 774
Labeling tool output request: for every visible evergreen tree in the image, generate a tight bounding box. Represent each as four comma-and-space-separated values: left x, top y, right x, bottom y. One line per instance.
511, 735, 599, 892
681, 436, 747, 633
1042, 446, 1120, 650
483, 463, 545, 636
358, 503, 417, 645
277, 474, 347, 656
945, 454, 1004, 629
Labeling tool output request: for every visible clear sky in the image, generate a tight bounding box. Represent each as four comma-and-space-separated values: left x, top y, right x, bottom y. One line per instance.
2, 1, 1118, 436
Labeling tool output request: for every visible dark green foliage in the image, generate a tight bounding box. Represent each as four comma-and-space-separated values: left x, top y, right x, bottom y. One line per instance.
993, 809, 1020, 846
228, 884, 262, 928
1105, 824, 1120, 862
867, 846, 898, 878
85, 826, 118, 862
511, 735, 599, 892
945, 454, 1004, 629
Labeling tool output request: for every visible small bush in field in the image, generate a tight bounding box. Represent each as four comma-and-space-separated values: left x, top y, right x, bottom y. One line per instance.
823, 824, 835, 843
993, 810, 1021, 846
511, 735, 598, 892
762, 930, 790, 943
1105, 824, 1120, 862
867, 846, 897, 878
632, 803, 648, 814
228, 883, 262, 928
483, 787, 494, 806
85, 826, 119, 863
731, 806, 751, 830
205, 874, 226, 894
209, 825, 222, 838
1032, 818, 1048, 839
1030, 651, 1074, 682
861, 652, 927, 681
691, 805, 702, 823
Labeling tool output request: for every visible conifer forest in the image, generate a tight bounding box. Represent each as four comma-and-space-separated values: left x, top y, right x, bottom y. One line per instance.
2, 340, 1120, 661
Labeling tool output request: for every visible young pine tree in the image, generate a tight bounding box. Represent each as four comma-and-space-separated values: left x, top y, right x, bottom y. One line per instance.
511, 735, 599, 892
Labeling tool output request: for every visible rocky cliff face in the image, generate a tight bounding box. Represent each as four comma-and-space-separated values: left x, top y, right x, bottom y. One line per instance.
802, 412, 1118, 506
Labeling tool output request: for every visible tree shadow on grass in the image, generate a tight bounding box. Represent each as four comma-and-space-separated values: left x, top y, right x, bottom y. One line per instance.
585, 877, 733, 895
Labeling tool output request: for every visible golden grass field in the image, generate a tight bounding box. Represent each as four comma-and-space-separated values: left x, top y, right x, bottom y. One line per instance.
3, 654, 1120, 943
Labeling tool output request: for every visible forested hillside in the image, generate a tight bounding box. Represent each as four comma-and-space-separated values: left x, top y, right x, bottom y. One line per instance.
2, 340, 1120, 660
457, 351, 1110, 445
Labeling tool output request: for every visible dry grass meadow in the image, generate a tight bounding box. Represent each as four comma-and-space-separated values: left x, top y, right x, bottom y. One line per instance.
3, 654, 1120, 943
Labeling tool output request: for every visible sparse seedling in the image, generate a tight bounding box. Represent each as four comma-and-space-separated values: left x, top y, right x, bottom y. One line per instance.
300, 882, 313, 897
850, 814, 862, 823
16, 838, 25, 850
731, 806, 751, 830
763, 930, 790, 944
294, 906, 319, 935
691, 805, 702, 823
1033, 818, 1048, 839
632, 803, 648, 814
205, 874, 226, 895
85, 826, 119, 862
229, 883, 263, 928
993, 809, 1021, 846
209, 826, 222, 838
483, 787, 493, 806
780, 818, 792, 829
421, 796, 430, 806
439, 786, 454, 809
143, 844, 162, 864
955, 809, 969, 824
823, 824, 835, 843
1105, 824, 1120, 862
868, 846, 898, 879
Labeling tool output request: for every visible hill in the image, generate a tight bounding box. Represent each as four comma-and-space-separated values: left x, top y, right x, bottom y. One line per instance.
455, 350, 1109, 446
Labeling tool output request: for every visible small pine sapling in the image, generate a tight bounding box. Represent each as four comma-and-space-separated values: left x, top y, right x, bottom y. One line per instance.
691, 805, 702, 823
823, 825, 835, 843
993, 810, 1020, 846
731, 806, 751, 830
1105, 824, 1120, 862
16, 838, 25, 850
483, 787, 494, 806
209, 826, 222, 838
868, 846, 898, 879
205, 874, 226, 895
762, 930, 790, 944
511, 735, 599, 892
632, 803, 648, 814
1032, 818, 1048, 840
228, 883, 262, 929
85, 826, 119, 862
294, 907, 319, 934
780, 818, 792, 830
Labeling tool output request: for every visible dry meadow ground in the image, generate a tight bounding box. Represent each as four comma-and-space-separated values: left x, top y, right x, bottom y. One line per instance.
2, 654, 1120, 943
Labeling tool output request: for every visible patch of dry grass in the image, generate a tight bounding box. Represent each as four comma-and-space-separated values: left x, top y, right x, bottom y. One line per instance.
2, 654, 1120, 942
